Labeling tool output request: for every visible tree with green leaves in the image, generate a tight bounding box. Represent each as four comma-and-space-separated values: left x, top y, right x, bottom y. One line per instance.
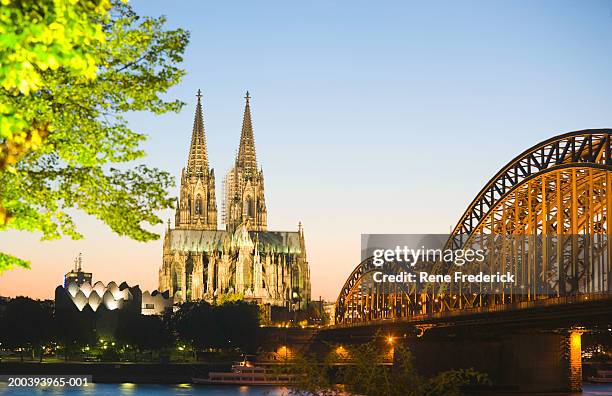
287, 335, 492, 396
286, 352, 340, 396
115, 313, 172, 361
54, 306, 96, 362
0, 297, 54, 362
0, 0, 189, 271
172, 300, 261, 355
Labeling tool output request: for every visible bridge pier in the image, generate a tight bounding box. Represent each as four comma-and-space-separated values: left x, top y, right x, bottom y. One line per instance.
403, 329, 582, 393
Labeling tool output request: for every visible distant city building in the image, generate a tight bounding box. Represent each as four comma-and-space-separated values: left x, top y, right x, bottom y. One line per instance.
159, 91, 311, 309
56, 259, 172, 315
63, 253, 92, 288
56, 280, 141, 313
323, 302, 336, 326
142, 290, 174, 315
306, 299, 336, 326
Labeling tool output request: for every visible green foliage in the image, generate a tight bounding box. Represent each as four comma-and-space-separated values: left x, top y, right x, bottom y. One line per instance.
339, 342, 425, 396
0, 296, 54, 362
171, 301, 213, 349
217, 292, 244, 305
0, 0, 111, 174
288, 336, 491, 396
115, 314, 173, 352
53, 296, 96, 361
99, 347, 120, 362
172, 301, 260, 353
0, 0, 109, 98
287, 353, 340, 396
0, 251, 29, 270
424, 368, 492, 396
0, 297, 261, 362
0, 0, 189, 271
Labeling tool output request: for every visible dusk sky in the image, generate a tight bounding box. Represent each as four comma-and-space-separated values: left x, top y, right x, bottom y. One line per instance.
2, 0, 612, 300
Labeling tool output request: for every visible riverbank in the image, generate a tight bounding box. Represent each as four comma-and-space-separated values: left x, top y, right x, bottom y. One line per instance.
0, 382, 611, 396
0, 362, 230, 383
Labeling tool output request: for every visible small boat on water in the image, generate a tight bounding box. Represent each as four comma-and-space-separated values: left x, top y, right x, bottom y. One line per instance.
588, 369, 612, 383
192, 357, 296, 385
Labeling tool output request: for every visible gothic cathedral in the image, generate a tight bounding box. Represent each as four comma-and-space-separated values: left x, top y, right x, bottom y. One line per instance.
158, 91, 311, 309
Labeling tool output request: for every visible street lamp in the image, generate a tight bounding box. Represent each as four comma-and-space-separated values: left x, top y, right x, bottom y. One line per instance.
178, 345, 186, 361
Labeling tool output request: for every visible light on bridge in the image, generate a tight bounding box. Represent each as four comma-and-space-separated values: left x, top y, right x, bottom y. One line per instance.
278, 345, 291, 359
335, 345, 350, 359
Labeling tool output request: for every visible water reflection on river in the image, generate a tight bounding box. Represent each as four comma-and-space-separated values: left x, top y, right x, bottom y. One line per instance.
0, 383, 611, 395
0, 384, 286, 395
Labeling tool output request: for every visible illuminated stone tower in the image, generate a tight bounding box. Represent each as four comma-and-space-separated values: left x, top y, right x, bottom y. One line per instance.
223, 92, 267, 231
175, 90, 218, 230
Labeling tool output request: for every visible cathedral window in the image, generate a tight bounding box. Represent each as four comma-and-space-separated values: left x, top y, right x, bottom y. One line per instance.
195, 195, 202, 215
187, 195, 192, 213
186, 274, 193, 300
244, 196, 255, 219
173, 269, 182, 291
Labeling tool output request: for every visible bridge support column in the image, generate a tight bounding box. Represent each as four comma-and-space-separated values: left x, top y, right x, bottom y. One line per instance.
403, 329, 583, 393
502, 330, 582, 392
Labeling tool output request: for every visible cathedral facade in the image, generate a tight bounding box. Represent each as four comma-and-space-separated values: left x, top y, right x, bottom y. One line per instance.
158, 91, 311, 309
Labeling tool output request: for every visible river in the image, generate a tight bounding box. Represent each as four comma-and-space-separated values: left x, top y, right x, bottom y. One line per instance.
0, 384, 285, 395
1, 383, 612, 395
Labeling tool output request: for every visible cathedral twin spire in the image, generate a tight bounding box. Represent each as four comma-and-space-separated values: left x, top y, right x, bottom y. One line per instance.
226, 91, 267, 231
236, 91, 258, 175
187, 89, 209, 174
175, 90, 267, 232
175, 89, 217, 230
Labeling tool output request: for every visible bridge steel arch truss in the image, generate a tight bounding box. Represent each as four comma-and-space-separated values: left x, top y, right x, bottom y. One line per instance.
335, 130, 612, 325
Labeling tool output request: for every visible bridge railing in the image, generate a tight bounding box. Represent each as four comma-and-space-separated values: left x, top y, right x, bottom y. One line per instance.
331, 292, 612, 329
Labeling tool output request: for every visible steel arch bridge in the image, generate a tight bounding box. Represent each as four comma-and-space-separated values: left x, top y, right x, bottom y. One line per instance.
335, 129, 612, 325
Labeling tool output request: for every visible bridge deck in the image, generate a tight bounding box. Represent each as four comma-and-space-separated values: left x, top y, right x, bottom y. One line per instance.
328, 292, 612, 331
